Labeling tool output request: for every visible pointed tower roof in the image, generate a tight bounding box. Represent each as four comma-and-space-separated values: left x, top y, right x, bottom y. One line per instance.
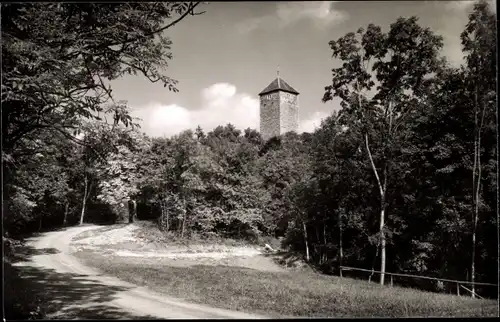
259, 71, 299, 96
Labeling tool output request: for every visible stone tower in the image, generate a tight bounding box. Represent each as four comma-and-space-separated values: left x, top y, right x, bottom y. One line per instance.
258, 72, 299, 141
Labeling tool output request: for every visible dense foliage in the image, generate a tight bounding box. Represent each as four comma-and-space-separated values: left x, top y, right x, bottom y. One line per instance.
2, 0, 497, 302
2, 2, 204, 232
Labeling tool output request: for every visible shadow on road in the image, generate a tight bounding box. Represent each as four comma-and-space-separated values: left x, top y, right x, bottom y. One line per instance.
4, 244, 158, 320
7, 244, 60, 263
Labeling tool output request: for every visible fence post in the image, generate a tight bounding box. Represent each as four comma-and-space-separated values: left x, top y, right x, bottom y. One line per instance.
456, 283, 460, 296
390, 275, 393, 287
340, 267, 343, 278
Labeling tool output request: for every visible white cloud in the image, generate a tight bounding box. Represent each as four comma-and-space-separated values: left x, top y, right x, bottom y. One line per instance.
438, 0, 496, 67
146, 103, 192, 136
444, 0, 475, 12
276, 1, 348, 28
299, 111, 331, 134
236, 16, 267, 34
237, 1, 347, 34
444, 0, 496, 15
132, 83, 332, 138
441, 37, 465, 68
132, 83, 260, 138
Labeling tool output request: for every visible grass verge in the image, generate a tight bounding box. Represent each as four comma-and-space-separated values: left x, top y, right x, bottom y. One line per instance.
73, 250, 498, 318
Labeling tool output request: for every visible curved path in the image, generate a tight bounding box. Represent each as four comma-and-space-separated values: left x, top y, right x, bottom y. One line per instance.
12, 225, 266, 319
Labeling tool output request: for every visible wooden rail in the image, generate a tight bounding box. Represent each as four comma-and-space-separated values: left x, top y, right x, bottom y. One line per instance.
460, 284, 484, 299
340, 265, 497, 297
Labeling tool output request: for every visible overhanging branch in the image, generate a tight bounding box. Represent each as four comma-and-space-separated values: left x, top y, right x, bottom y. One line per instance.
108, 2, 204, 48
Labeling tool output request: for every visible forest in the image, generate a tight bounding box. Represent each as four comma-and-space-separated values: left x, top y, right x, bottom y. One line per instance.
2, 2, 497, 299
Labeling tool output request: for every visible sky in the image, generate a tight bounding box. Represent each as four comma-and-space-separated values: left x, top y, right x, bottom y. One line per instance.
109, 1, 495, 138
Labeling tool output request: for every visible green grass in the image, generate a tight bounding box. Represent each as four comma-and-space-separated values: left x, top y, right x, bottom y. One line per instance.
73, 250, 498, 318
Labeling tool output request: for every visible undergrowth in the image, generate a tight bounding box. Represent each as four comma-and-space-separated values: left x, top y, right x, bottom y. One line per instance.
134, 220, 280, 249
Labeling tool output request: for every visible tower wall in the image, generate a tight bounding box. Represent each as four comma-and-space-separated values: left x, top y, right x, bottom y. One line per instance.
279, 91, 299, 135
260, 93, 281, 140
258, 76, 299, 141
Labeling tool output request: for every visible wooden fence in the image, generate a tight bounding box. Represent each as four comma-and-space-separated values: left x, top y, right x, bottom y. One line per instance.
340, 265, 497, 299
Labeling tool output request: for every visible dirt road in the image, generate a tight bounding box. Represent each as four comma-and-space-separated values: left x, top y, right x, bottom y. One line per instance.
12, 225, 266, 319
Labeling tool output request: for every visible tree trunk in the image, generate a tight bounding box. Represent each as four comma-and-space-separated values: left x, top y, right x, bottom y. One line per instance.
497, 66, 500, 306
133, 199, 137, 221
380, 167, 388, 286
165, 198, 170, 232
115, 201, 130, 224
159, 199, 168, 231
471, 91, 479, 298
79, 174, 88, 225
181, 198, 187, 238
63, 201, 69, 226
339, 211, 343, 277
159, 201, 164, 229
471, 151, 479, 298
129, 199, 137, 223
303, 220, 310, 262
365, 133, 387, 285
323, 224, 327, 265
379, 206, 386, 285
369, 245, 380, 284
471, 90, 487, 298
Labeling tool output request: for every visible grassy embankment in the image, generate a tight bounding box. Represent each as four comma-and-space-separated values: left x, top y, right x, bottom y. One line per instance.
72, 222, 498, 318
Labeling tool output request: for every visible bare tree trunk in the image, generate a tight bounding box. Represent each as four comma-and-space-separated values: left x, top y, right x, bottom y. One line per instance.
471, 93, 487, 298
379, 207, 386, 285
133, 199, 137, 221
380, 170, 388, 286
471, 134, 479, 298
181, 198, 187, 238
159, 200, 164, 229
471, 229, 477, 298
365, 133, 386, 285
497, 72, 500, 305
369, 245, 379, 284
63, 201, 69, 226
471, 92, 479, 298
165, 198, 170, 232
339, 211, 343, 276
303, 220, 310, 262
323, 224, 327, 265
79, 173, 89, 225
357, 77, 390, 286
129, 199, 137, 223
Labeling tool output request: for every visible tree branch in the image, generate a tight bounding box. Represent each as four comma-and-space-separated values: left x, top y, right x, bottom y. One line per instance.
107, 2, 203, 48
365, 133, 384, 198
